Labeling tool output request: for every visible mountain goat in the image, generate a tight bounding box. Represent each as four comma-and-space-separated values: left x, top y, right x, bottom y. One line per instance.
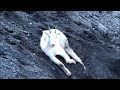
40, 29, 86, 76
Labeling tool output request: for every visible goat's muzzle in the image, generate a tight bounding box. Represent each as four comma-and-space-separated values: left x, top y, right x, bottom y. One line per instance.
51, 44, 55, 47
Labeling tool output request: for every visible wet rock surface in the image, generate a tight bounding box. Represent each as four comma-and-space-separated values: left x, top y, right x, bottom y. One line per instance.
0, 11, 120, 79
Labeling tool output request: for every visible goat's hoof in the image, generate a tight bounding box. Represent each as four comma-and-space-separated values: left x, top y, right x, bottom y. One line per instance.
75, 59, 81, 63
71, 59, 76, 64
66, 71, 71, 76
66, 59, 76, 64
64, 67, 71, 76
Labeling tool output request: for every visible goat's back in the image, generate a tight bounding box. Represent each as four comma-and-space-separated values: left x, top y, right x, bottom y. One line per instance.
56, 30, 68, 48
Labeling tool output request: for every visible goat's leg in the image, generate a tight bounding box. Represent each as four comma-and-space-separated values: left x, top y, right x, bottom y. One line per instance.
48, 55, 71, 76
59, 49, 76, 64
65, 47, 86, 72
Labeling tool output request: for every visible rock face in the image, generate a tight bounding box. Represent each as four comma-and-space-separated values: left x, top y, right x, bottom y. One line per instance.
0, 11, 120, 79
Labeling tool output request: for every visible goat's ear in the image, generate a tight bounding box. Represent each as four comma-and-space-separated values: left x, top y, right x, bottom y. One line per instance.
43, 31, 49, 36
57, 33, 61, 35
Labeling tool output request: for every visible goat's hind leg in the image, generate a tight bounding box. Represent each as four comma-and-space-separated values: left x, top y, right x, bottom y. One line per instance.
59, 49, 76, 64
65, 47, 86, 72
48, 55, 71, 76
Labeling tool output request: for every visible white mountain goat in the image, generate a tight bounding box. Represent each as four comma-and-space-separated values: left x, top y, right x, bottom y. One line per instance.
40, 29, 86, 76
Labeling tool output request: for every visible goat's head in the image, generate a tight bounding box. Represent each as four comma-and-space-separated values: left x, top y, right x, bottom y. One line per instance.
43, 29, 61, 47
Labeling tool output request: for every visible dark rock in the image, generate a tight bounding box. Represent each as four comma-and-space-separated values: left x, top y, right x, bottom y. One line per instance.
0, 11, 120, 79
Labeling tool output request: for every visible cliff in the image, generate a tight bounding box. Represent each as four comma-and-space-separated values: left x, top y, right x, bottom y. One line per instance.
0, 11, 120, 79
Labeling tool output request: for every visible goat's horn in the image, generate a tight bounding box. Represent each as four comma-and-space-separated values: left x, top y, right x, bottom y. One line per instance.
48, 25, 51, 33
55, 26, 57, 29
49, 30, 51, 34
54, 26, 57, 33
48, 25, 50, 30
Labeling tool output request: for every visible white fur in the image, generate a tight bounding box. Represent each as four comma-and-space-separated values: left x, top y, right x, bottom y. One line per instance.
40, 29, 86, 76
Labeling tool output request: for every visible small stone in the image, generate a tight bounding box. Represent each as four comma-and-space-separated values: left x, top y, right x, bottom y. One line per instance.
33, 53, 35, 55
30, 22, 32, 25
51, 66, 55, 70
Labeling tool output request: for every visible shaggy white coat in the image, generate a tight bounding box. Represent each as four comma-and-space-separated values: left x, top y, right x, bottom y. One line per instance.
40, 29, 86, 76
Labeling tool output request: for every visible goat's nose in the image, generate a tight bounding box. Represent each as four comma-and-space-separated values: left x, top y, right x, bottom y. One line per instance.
51, 44, 55, 47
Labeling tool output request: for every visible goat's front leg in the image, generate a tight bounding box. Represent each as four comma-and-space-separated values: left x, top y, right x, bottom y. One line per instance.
48, 54, 71, 76
59, 49, 76, 64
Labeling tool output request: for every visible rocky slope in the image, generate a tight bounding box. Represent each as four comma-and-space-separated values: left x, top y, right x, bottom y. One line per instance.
0, 11, 120, 79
